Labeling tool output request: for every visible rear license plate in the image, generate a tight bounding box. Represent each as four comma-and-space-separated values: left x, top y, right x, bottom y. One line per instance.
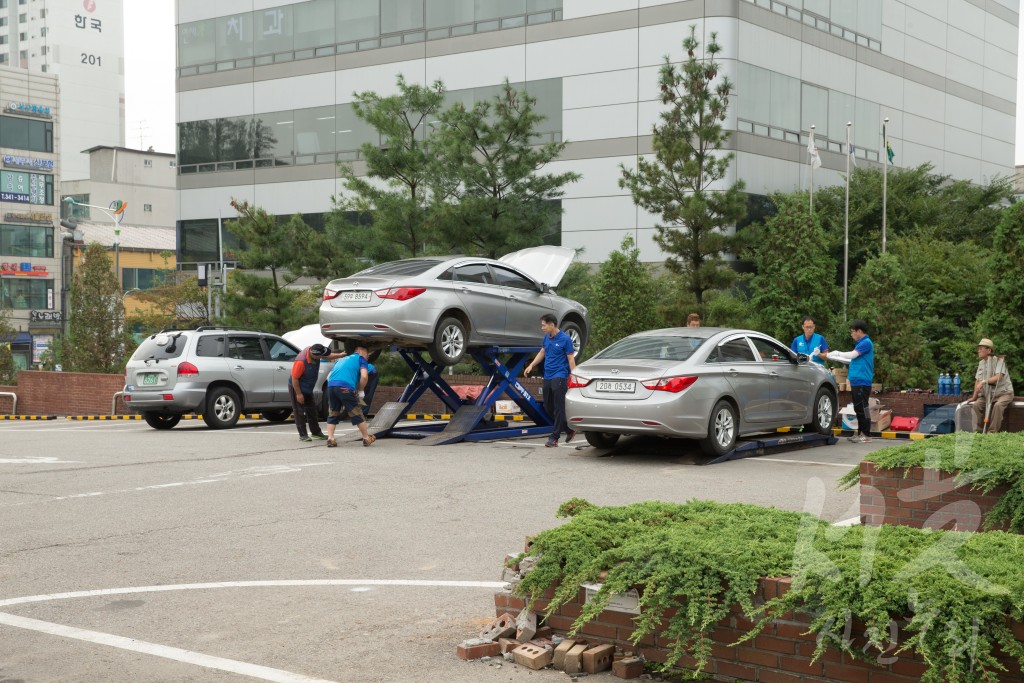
338, 291, 371, 302
596, 381, 636, 393
142, 373, 158, 386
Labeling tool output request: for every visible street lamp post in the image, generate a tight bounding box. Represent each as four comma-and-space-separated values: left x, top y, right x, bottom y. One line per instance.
61, 197, 128, 290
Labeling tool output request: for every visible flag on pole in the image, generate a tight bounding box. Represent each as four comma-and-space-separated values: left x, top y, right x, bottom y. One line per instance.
807, 129, 822, 170
848, 143, 858, 168
886, 140, 895, 164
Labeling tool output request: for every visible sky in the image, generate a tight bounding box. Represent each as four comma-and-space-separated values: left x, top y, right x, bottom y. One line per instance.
124, 3, 1024, 166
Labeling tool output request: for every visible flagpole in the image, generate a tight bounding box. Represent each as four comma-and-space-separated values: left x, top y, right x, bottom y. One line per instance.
844, 121, 851, 321
882, 117, 889, 254
810, 125, 816, 215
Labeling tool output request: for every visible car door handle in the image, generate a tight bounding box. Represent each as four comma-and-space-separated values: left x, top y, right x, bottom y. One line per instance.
508, 295, 518, 300
233, 365, 244, 370
769, 371, 779, 377
276, 366, 287, 371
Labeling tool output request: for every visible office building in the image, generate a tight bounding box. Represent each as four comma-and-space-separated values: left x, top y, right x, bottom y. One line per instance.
174, 0, 1019, 266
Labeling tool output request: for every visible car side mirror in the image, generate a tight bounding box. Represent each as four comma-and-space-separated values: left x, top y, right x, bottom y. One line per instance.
794, 352, 809, 364
538, 282, 550, 293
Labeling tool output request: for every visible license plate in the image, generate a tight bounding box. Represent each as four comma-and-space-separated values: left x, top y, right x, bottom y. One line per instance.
338, 291, 371, 302
142, 373, 158, 385
596, 381, 636, 393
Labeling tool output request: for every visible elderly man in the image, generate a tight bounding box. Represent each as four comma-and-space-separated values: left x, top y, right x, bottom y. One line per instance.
970, 338, 1014, 433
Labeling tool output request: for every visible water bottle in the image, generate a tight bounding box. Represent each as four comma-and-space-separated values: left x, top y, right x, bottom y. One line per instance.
937, 371, 944, 394
943, 373, 951, 395
940, 373, 949, 395
953, 373, 961, 396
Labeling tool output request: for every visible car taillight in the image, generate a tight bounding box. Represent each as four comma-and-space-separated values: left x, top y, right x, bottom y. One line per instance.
567, 374, 591, 389
375, 287, 425, 301
641, 375, 698, 393
323, 287, 340, 301
177, 362, 199, 376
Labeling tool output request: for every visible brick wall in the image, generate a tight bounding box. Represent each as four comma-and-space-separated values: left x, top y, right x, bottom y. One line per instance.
0, 371, 127, 416
495, 580, 1024, 682
836, 392, 1024, 432
859, 462, 1011, 531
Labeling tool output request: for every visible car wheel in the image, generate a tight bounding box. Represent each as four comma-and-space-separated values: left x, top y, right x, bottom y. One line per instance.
203, 387, 241, 429
561, 320, 586, 357
700, 400, 738, 457
261, 409, 292, 422
584, 432, 620, 449
428, 317, 467, 366
143, 413, 181, 430
805, 386, 836, 435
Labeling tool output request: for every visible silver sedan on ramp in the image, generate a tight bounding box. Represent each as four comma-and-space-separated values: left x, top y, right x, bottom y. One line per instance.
565, 328, 838, 456
319, 246, 589, 365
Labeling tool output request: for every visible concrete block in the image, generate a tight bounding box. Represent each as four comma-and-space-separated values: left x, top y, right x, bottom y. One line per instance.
518, 555, 538, 575
612, 656, 645, 679
501, 567, 522, 584
512, 642, 553, 670
564, 642, 589, 674
498, 637, 519, 654
516, 610, 537, 641
479, 612, 517, 641
583, 643, 615, 673
457, 639, 501, 660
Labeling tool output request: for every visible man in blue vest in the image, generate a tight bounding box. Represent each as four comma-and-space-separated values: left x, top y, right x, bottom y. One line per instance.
290, 343, 344, 442
790, 317, 829, 366
823, 320, 875, 443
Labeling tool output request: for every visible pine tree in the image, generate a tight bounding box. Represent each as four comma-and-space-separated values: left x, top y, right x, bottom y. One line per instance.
619, 25, 747, 306
588, 235, 661, 355
977, 201, 1024, 389
64, 242, 134, 373
0, 306, 16, 383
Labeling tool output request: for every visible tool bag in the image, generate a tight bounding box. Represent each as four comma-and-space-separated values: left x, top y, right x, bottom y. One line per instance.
889, 416, 919, 431
917, 405, 958, 434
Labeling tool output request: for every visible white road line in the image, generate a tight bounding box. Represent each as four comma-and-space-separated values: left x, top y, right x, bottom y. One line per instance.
747, 457, 851, 468
0, 611, 339, 683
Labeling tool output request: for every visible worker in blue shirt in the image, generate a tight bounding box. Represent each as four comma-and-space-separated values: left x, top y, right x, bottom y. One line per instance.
524, 313, 577, 448
790, 317, 829, 366
823, 320, 875, 443
325, 344, 375, 448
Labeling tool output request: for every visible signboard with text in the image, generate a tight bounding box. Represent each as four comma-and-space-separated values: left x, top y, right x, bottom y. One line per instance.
0, 263, 48, 277
2, 155, 55, 173
0, 171, 50, 205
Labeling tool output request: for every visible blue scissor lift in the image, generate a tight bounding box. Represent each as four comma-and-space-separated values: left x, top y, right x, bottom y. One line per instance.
366, 345, 553, 446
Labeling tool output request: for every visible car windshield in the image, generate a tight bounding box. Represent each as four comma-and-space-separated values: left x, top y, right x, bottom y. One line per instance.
133, 333, 187, 360
351, 259, 442, 278
594, 335, 702, 361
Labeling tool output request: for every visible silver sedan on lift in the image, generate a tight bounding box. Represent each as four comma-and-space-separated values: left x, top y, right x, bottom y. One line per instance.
565, 328, 838, 456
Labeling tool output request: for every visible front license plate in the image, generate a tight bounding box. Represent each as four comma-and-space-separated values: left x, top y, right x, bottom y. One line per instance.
596, 381, 636, 393
142, 373, 158, 385
338, 291, 371, 302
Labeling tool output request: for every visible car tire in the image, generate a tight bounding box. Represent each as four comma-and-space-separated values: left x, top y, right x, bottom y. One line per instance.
143, 413, 181, 430
261, 409, 292, 422
203, 387, 241, 429
700, 400, 738, 457
428, 317, 467, 366
584, 432, 620, 449
805, 386, 836, 435
561, 320, 586, 357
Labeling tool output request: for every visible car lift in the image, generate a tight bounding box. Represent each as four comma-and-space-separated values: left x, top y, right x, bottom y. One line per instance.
366, 346, 553, 446
701, 428, 838, 465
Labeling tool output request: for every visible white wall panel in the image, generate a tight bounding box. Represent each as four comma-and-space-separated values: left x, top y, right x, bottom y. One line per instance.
562, 227, 644, 263
984, 14, 1018, 53
981, 136, 1013, 170
739, 23, 802, 80
547, 156, 635, 199
179, 82, 255, 122
901, 140, 943, 171
734, 153, 801, 196
905, 0, 947, 23
426, 46, 526, 90
561, 196, 640, 233
903, 81, 945, 120
639, 20, 704, 67
564, 0, 638, 20
948, 0, 987, 39
943, 125, 981, 159
525, 30, 638, 80
983, 67, 1015, 101
254, 179, 337, 213
982, 107, 1014, 143
984, 42, 1017, 77
564, 103, 639, 141
946, 53, 984, 88
336, 61, 427, 102
906, 7, 948, 48
179, 186, 255, 221
902, 113, 944, 147
854, 63, 904, 110
943, 151, 983, 184
945, 94, 983, 129
800, 44, 857, 92
947, 26, 985, 64
564, 69, 639, 109
254, 72, 336, 112
904, 37, 947, 76
879, 24, 906, 61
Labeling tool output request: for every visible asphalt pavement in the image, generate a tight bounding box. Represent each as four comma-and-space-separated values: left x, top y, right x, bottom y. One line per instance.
0, 418, 895, 682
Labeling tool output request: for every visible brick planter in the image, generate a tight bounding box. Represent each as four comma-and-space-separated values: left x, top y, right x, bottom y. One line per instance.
496, 579, 1024, 682
858, 462, 1011, 531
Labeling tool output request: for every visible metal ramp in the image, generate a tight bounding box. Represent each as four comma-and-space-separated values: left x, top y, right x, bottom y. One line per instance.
373, 346, 554, 445
701, 430, 838, 465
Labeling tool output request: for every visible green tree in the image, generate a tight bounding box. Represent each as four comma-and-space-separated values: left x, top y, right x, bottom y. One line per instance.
64, 242, 134, 373
429, 80, 581, 258
746, 193, 840, 343
220, 200, 318, 335
128, 270, 210, 336
848, 252, 934, 389
977, 201, 1024, 389
619, 25, 747, 306
0, 307, 16, 383
587, 235, 661, 355
329, 76, 447, 262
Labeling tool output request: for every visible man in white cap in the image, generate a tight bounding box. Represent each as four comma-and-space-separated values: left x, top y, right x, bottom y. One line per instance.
969, 338, 1014, 433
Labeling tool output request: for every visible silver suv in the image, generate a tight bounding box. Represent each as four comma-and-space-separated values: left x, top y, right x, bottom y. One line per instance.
123, 327, 302, 430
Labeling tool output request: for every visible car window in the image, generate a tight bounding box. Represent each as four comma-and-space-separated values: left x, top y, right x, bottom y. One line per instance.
265, 338, 298, 361
491, 265, 537, 291
132, 332, 188, 360
594, 335, 700, 361
195, 335, 226, 358
436, 267, 454, 281
352, 259, 442, 278
454, 264, 493, 284
709, 338, 757, 363
228, 335, 266, 361
750, 337, 792, 363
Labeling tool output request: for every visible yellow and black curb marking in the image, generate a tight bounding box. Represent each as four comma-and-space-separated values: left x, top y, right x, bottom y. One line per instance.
67, 415, 143, 421
0, 415, 57, 420
832, 428, 933, 440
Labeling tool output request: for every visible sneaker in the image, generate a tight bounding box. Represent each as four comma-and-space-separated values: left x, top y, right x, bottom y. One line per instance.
310, 434, 328, 440
298, 436, 312, 442
565, 430, 577, 443
859, 436, 873, 443
545, 439, 559, 448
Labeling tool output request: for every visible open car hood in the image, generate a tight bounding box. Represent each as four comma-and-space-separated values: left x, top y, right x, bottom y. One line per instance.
499, 246, 576, 289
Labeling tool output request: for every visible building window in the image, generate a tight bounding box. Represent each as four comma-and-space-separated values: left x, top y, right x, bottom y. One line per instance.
0, 17, 7, 26
122, 267, 169, 291
39, 7, 45, 18
0, 54, 7, 64
39, 45, 46, 54
60, 194, 90, 220
0, 224, 54, 258
0, 116, 54, 153
1, 278, 53, 309
40, 26, 46, 35
0, 36, 7, 44
144, 203, 152, 212
19, 32, 27, 40
18, 0, 26, 5
18, 14, 26, 23
143, 159, 153, 167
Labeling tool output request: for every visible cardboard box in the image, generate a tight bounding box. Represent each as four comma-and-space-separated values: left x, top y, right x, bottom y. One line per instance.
494, 400, 522, 414
840, 399, 886, 431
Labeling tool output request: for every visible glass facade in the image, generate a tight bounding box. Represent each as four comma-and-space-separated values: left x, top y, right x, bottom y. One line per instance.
177, 79, 563, 173
745, 0, 882, 49
0, 224, 53, 258
177, 0, 563, 74
1, 278, 52, 309
0, 115, 55, 153
122, 267, 169, 291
